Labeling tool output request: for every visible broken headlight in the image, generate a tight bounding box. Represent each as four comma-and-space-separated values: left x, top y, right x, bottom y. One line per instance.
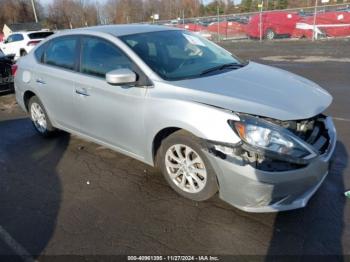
229, 115, 318, 161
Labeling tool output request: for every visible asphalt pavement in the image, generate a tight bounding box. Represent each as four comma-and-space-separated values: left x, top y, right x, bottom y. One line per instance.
0, 39, 349, 260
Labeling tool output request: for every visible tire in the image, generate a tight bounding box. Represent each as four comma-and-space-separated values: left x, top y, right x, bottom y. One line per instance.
265, 29, 276, 40
157, 130, 218, 201
20, 50, 27, 56
28, 96, 56, 137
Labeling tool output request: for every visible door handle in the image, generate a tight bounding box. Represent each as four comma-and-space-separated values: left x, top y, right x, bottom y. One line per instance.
36, 79, 46, 85
75, 89, 90, 97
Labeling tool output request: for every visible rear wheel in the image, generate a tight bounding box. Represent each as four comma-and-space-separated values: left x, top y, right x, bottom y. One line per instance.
265, 29, 276, 40
157, 130, 218, 201
28, 96, 56, 137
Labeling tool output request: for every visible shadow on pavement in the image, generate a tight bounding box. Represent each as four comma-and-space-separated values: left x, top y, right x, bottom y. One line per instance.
0, 118, 69, 259
266, 141, 347, 258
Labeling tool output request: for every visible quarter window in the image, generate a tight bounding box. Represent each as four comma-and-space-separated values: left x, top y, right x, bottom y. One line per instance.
80, 37, 133, 78
34, 43, 47, 62
45, 37, 78, 70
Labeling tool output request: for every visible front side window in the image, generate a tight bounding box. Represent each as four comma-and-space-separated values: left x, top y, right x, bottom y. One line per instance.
45, 36, 78, 70
120, 30, 245, 81
7, 34, 24, 43
80, 36, 133, 78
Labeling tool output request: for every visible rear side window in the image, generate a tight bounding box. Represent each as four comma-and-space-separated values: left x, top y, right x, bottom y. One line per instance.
80, 37, 133, 78
28, 32, 54, 39
45, 37, 78, 70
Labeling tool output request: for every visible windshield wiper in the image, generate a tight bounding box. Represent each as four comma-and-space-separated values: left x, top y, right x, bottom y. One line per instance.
200, 63, 245, 76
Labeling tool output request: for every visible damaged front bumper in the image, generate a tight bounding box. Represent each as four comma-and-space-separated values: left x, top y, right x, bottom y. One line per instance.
204, 117, 337, 213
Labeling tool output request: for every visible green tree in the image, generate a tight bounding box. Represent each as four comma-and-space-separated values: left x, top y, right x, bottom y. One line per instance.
204, 0, 225, 15
275, 0, 288, 9
240, 0, 253, 12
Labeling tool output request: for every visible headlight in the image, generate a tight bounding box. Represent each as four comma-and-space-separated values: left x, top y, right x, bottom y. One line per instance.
229, 115, 317, 160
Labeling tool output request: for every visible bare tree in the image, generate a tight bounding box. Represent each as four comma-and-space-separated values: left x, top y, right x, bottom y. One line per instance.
47, 0, 98, 29
103, 0, 202, 23
0, 0, 44, 29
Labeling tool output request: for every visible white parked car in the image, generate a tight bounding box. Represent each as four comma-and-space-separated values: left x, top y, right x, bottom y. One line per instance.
0, 31, 54, 60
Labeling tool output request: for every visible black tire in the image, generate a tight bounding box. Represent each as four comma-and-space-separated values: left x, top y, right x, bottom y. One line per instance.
265, 29, 276, 40
20, 50, 27, 56
28, 96, 56, 137
157, 130, 218, 201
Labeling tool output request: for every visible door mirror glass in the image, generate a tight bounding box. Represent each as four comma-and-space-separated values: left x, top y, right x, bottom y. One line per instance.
106, 68, 137, 85
3, 39, 8, 44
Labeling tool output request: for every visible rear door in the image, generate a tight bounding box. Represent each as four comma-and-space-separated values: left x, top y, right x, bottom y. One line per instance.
33, 35, 80, 130
73, 36, 148, 156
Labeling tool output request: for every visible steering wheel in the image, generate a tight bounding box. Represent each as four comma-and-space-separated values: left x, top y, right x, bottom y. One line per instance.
177, 58, 195, 70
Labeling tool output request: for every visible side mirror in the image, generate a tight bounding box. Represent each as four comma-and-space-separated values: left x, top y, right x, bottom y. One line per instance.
3, 40, 8, 44
106, 68, 137, 85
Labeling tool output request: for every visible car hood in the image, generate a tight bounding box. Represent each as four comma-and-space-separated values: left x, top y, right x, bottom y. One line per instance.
169, 62, 332, 121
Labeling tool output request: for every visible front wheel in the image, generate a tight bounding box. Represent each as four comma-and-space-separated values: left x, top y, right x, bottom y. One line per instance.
157, 130, 218, 201
28, 96, 56, 137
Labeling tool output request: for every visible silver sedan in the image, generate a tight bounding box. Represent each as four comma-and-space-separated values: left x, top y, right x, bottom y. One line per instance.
14, 25, 336, 212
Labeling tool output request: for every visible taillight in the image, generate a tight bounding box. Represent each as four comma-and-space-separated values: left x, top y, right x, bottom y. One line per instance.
11, 64, 18, 76
27, 40, 40, 46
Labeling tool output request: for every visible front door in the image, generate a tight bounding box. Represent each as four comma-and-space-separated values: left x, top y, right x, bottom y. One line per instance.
2, 34, 24, 57
74, 36, 148, 157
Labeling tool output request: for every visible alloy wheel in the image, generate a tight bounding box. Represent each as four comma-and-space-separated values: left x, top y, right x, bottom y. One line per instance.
30, 102, 47, 133
266, 30, 275, 40
165, 144, 207, 193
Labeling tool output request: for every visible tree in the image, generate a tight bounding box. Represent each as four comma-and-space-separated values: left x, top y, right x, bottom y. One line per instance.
0, 0, 44, 29
47, 0, 98, 29
275, 0, 288, 9
240, 0, 253, 12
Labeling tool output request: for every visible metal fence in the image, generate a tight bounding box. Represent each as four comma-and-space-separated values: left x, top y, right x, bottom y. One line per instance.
149, 3, 350, 42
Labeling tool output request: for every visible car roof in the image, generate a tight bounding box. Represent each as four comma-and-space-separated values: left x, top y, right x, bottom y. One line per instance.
74, 24, 180, 37
10, 30, 52, 35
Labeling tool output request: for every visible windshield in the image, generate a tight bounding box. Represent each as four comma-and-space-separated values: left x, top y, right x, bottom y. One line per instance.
120, 30, 245, 81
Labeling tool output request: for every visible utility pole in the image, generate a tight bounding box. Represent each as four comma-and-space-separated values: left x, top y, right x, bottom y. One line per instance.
217, 5, 220, 42
259, 1, 263, 42
31, 0, 38, 23
312, 0, 318, 41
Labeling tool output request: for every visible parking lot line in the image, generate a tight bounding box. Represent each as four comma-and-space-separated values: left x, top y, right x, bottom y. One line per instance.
0, 225, 35, 262
333, 117, 350, 122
